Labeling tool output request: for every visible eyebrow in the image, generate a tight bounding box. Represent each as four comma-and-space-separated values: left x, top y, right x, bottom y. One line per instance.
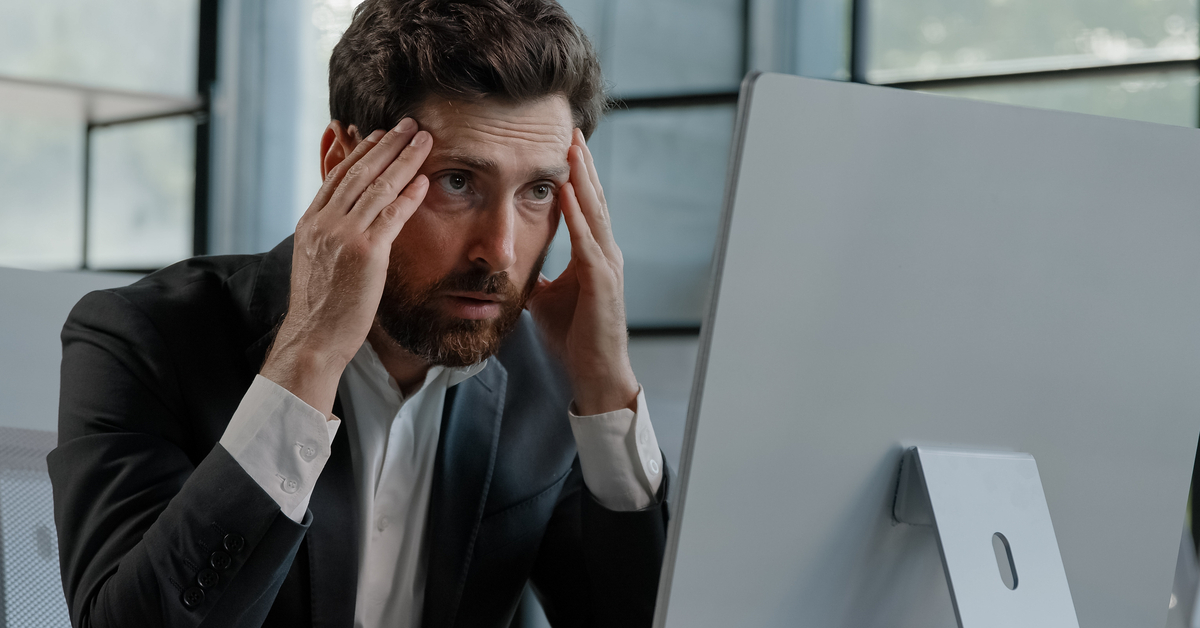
437, 151, 570, 182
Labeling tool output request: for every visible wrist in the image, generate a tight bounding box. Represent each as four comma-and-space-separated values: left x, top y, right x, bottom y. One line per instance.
572, 372, 639, 416
260, 340, 347, 417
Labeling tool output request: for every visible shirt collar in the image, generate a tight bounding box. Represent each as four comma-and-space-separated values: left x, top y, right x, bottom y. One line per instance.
352, 340, 488, 401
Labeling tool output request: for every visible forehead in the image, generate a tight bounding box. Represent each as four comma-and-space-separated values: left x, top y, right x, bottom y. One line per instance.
414, 95, 574, 174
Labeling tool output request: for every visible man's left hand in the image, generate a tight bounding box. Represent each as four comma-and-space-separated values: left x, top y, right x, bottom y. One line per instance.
527, 129, 639, 416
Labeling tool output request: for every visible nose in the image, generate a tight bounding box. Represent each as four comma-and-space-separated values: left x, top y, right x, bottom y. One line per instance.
467, 195, 517, 273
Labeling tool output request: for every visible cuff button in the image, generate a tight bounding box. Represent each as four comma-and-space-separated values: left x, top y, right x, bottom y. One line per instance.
197, 568, 219, 589
210, 550, 232, 571
299, 444, 318, 461
223, 533, 245, 554
182, 587, 205, 609
281, 477, 299, 494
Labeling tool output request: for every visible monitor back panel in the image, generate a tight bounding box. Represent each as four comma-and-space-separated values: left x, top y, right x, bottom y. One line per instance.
656, 73, 1200, 628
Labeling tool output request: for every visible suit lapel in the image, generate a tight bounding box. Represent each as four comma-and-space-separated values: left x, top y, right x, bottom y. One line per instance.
306, 396, 359, 627
422, 360, 508, 628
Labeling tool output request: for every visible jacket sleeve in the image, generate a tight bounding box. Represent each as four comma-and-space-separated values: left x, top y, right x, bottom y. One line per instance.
528, 457, 670, 628
49, 289, 307, 628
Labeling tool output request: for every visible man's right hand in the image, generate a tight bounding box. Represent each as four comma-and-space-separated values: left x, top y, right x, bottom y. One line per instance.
260, 118, 432, 417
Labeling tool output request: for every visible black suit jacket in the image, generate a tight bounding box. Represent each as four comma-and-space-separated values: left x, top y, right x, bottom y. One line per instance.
49, 237, 668, 628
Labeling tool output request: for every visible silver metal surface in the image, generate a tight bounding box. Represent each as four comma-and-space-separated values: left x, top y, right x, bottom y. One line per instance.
896, 447, 1079, 628
654, 73, 1200, 628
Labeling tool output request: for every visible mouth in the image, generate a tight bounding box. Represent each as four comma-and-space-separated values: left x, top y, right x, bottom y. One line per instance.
441, 291, 504, 320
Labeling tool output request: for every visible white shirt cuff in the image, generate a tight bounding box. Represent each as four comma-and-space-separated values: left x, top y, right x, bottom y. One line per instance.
219, 375, 341, 522
568, 386, 663, 511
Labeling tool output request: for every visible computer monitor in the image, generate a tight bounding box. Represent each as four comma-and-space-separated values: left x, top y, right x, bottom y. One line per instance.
654, 73, 1200, 627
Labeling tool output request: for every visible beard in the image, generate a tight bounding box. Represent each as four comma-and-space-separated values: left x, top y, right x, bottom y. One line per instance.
375, 250, 547, 367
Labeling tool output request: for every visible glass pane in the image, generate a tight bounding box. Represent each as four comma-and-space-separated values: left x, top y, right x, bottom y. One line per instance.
297, 0, 367, 228
866, 0, 1200, 83
921, 67, 1200, 127
796, 0, 854, 81
543, 105, 736, 326
0, 0, 199, 96
88, 116, 195, 269
559, 0, 745, 97
0, 83, 84, 270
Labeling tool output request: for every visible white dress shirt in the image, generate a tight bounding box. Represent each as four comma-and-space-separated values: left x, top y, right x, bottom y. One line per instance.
218, 340, 663, 628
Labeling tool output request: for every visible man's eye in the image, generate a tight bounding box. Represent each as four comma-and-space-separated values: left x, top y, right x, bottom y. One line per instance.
439, 173, 469, 193
530, 184, 551, 201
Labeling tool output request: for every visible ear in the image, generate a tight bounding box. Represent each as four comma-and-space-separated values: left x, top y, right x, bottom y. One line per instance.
320, 120, 360, 180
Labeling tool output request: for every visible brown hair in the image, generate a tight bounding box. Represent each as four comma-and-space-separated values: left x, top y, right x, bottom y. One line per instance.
329, 0, 606, 139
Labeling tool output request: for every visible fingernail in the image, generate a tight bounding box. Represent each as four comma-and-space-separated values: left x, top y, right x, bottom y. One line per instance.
394, 118, 416, 133
367, 129, 385, 141
410, 131, 429, 147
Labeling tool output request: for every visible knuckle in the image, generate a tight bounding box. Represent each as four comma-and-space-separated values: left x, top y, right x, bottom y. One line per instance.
366, 177, 394, 198
345, 162, 370, 182
379, 203, 402, 221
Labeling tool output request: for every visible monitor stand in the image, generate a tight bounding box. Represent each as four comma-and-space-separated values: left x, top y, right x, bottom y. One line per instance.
893, 447, 1081, 628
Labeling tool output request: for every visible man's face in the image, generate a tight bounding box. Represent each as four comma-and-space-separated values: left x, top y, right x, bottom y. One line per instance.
374, 95, 573, 366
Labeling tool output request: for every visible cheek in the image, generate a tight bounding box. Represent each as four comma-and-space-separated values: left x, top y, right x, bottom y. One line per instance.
514, 211, 557, 270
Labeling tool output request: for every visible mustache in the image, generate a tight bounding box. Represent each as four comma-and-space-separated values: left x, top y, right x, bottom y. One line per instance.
429, 267, 522, 299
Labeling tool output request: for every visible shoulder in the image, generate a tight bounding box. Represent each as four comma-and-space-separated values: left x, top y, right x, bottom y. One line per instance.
57, 251, 284, 449
74, 253, 264, 327
65, 239, 290, 354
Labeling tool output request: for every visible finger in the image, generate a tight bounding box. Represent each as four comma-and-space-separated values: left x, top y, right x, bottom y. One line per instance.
301, 129, 385, 224
366, 174, 428, 243
568, 145, 620, 258
574, 128, 608, 210
559, 182, 607, 267
324, 118, 420, 217
348, 129, 433, 230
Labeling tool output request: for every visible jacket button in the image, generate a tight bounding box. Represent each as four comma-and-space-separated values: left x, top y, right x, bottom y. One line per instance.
210, 551, 232, 571
182, 587, 205, 608
223, 533, 245, 554
197, 568, 220, 589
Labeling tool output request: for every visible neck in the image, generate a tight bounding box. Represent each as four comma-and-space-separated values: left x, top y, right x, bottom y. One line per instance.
367, 324, 432, 397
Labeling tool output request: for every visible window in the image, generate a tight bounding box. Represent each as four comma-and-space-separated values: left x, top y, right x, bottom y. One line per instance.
547, 0, 746, 328
855, 0, 1200, 126
0, 0, 209, 271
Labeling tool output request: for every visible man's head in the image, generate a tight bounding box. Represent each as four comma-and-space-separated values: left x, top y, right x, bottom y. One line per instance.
329, 0, 605, 140
323, 0, 604, 367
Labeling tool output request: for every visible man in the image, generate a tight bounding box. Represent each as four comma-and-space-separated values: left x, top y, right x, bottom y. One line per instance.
48, 1, 669, 627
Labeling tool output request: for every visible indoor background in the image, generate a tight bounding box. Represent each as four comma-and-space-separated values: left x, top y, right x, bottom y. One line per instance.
0, 0, 1197, 626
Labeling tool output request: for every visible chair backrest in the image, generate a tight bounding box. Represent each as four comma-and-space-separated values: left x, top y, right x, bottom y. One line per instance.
0, 267, 137, 627
0, 266, 137, 433
0, 426, 67, 627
